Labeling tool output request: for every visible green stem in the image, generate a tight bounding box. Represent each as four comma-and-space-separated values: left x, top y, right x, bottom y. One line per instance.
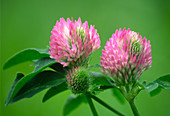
85, 92, 98, 116
128, 100, 139, 116
90, 94, 125, 116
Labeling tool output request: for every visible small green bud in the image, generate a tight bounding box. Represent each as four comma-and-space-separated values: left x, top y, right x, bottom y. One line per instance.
66, 67, 89, 94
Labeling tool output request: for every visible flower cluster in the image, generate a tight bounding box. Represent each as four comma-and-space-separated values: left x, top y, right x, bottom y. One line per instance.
49, 17, 100, 67
49, 18, 152, 96
100, 28, 152, 85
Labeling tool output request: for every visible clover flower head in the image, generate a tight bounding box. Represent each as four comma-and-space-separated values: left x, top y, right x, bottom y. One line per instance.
100, 28, 152, 85
49, 17, 100, 67
66, 67, 89, 94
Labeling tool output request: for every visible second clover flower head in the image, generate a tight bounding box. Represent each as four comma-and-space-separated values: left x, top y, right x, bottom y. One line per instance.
100, 28, 152, 85
49, 17, 101, 67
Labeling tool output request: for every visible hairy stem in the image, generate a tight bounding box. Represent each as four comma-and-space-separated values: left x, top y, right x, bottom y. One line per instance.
90, 94, 125, 116
85, 92, 98, 116
128, 100, 139, 116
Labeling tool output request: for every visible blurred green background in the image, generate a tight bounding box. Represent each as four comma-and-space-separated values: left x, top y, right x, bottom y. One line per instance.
1, 0, 170, 116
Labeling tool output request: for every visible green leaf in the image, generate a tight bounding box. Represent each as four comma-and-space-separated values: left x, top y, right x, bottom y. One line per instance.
150, 86, 162, 97
42, 82, 68, 103
145, 74, 170, 96
145, 82, 159, 93
8, 71, 65, 104
89, 64, 101, 68
155, 74, 170, 89
5, 59, 56, 105
89, 71, 113, 94
5, 73, 24, 106
33, 57, 55, 72
112, 88, 125, 104
34, 57, 68, 74
49, 62, 68, 73
90, 71, 112, 86
3, 48, 50, 69
63, 94, 84, 116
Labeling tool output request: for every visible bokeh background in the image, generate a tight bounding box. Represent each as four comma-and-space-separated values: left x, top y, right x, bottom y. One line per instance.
1, 0, 170, 116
